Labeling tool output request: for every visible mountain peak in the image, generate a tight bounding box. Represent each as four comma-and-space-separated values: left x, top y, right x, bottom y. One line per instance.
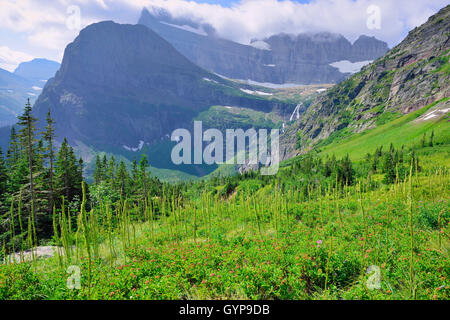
13, 58, 60, 82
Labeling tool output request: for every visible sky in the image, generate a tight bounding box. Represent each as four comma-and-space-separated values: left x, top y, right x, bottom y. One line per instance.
0, 0, 448, 72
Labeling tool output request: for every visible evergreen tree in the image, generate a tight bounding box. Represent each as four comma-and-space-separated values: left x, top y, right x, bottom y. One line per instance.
430, 130, 434, 147
42, 110, 56, 214
117, 161, 129, 198
421, 133, 426, 148
55, 138, 81, 202
6, 126, 19, 170
382, 149, 396, 184
93, 155, 103, 185
0, 148, 7, 199
17, 99, 38, 228
139, 154, 151, 198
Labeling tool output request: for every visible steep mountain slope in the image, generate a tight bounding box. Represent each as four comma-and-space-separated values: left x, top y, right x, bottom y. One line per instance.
280, 5, 450, 160
138, 7, 388, 85
32, 21, 294, 177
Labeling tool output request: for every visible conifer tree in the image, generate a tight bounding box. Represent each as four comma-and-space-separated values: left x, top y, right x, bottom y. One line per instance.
430, 130, 434, 147
6, 126, 19, 170
42, 110, 56, 214
117, 160, 129, 198
139, 154, 151, 198
93, 155, 103, 185
17, 99, 38, 228
382, 148, 396, 184
0, 148, 7, 199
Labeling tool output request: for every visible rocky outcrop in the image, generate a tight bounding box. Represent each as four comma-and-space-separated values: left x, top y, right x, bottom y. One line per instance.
138, 8, 389, 85
280, 5, 450, 160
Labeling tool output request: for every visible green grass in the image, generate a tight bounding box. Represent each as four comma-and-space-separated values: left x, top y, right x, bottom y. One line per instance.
318, 98, 450, 160
1, 155, 449, 300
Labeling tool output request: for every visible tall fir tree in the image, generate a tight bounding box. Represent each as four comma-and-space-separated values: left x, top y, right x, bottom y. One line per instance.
93, 155, 104, 185
42, 110, 56, 214
17, 98, 38, 229
0, 148, 7, 199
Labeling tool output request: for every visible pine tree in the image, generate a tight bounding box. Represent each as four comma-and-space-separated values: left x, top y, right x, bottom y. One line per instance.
0, 148, 7, 199
421, 133, 426, 148
6, 126, 19, 170
42, 110, 56, 214
382, 148, 396, 184
139, 154, 150, 199
117, 160, 129, 198
55, 139, 83, 203
107, 156, 116, 190
130, 158, 139, 198
430, 130, 434, 147
93, 155, 103, 185
17, 99, 38, 228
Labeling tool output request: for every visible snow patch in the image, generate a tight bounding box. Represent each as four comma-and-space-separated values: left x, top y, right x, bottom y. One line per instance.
316, 89, 327, 93
160, 21, 208, 36
32, 86, 42, 91
264, 64, 276, 67
329, 60, 372, 74
123, 140, 145, 152
246, 80, 301, 89
27, 92, 36, 96
240, 88, 273, 96
203, 77, 218, 84
250, 40, 271, 51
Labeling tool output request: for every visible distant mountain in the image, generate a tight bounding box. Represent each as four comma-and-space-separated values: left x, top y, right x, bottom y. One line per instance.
280, 5, 450, 160
138, 7, 389, 85
0, 68, 34, 127
14, 58, 60, 83
32, 21, 294, 177
0, 59, 60, 127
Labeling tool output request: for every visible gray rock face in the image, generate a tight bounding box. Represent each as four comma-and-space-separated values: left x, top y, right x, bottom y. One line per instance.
138, 8, 389, 85
32, 21, 294, 152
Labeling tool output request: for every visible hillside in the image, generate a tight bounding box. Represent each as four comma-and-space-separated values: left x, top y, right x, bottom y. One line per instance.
280, 5, 450, 161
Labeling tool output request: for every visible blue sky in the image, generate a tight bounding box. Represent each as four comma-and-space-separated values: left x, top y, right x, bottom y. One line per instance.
0, 0, 447, 71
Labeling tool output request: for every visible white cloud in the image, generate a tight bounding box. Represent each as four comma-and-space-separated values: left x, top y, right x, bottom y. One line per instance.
137, 0, 449, 46
0, 0, 447, 64
0, 46, 34, 72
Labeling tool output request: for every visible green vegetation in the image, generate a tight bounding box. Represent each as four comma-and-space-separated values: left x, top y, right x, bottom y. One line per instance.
317, 99, 450, 161
0, 97, 449, 301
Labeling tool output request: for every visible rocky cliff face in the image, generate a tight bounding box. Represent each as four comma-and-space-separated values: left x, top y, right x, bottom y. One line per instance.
280, 5, 450, 160
138, 8, 389, 85
32, 21, 293, 152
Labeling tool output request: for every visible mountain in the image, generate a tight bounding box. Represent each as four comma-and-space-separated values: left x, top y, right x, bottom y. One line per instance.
0, 59, 60, 127
0, 68, 34, 127
14, 58, 60, 83
32, 21, 294, 177
280, 5, 450, 161
138, 7, 389, 85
